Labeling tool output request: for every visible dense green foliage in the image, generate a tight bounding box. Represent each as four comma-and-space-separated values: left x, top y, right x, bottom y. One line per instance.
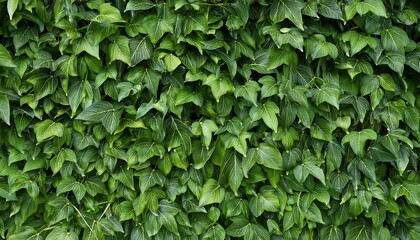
1, 0, 420, 239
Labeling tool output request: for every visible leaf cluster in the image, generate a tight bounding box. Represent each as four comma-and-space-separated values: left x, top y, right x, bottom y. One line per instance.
0, 0, 420, 239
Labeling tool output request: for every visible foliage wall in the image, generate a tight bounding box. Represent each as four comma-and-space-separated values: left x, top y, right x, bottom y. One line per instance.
1, 0, 420, 239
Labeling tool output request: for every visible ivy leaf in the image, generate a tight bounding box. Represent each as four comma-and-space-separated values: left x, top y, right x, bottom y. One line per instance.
108, 35, 131, 65
381, 27, 410, 52
94, 3, 125, 23
140, 14, 174, 44
0, 43, 16, 67
46, 228, 78, 240
73, 35, 100, 59
7, 0, 19, 20
125, 0, 154, 11
203, 74, 235, 102
34, 120, 64, 143
164, 54, 181, 72
342, 31, 377, 56
249, 101, 280, 132
377, 51, 405, 76
318, 0, 343, 20
356, 0, 387, 18
316, 83, 341, 109
234, 80, 260, 106
199, 178, 225, 206
270, 0, 305, 30
76, 101, 122, 134
262, 26, 304, 51
345, 222, 371, 240
342, 129, 377, 156
0, 95, 10, 125
129, 36, 153, 66
191, 119, 218, 149
86, 22, 119, 46
243, 143, 283, 175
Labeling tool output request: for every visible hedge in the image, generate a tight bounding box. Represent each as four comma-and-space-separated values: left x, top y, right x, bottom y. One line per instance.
1, 0, 420, 239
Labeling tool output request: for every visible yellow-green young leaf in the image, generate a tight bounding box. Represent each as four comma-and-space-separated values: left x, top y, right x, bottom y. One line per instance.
108, 35, 131, 65
249, 101, 280, 132
342, 129, 377, 156
164, 54, 181, 72
175, 87, 203, 107
0, 43, 16, 67
0, 95, 10, 125
199, 178, 225, 206
34, 120, 65, 143
311, 42, 338, 59
7, 0, 19, 20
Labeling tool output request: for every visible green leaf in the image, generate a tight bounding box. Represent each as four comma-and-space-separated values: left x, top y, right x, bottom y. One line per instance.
46, 228, 78, 240
0, 43, 16, 67
262, 26, 304, 51
320, 225, 343, 240
34, 120, 64, 143
254, 143, 283, 170
249, 101, 280, 132
319, 0, 343, 20
311, 42, 338, 59
377, 51, 405, 76
164, 54, 181, 72
381, 27, 410, 52
316, 83, 341, 109
342, 129, 377, 156
184, 12, 208, 34
129, 37, 153, 66
203, 224, 225, 240
76, 101, 122, 134
0, 95, 10, 125
94, 3, 125, 23
199, 178, 225, 206
86, 21, 119, 45
270, 0, 305, 30
311, 119, 334, 142
7, 0, 19, 20
140, 14, 174, 44
191, 119, 218, 149
345, 221, 371, 240
125, 0, 154, 11
175, 87, 203, 107
342, 31, 377, 56
356, 0, 387, 18
73, 35, 100, 59
249, 187, 280, 217
234, 80, 260, 106
108, 35, 131, 65
203, 74, 235, 102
